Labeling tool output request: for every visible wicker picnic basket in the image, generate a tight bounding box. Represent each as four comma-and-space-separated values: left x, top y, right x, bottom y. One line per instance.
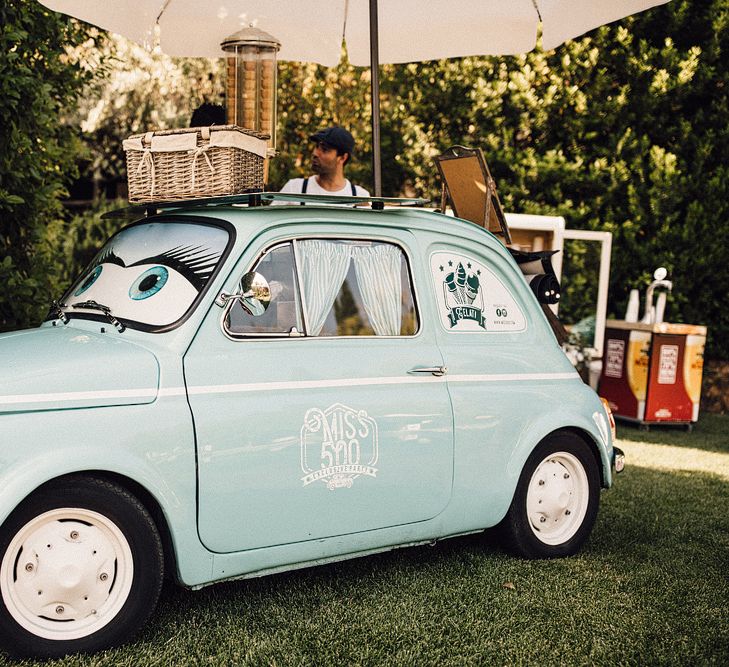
123, 125, 269, 203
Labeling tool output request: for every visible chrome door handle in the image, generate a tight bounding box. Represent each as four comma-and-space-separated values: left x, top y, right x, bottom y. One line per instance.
408, 366, 448, 377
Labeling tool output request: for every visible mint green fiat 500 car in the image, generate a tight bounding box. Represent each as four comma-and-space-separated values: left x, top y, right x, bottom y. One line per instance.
0, 194, 622, 658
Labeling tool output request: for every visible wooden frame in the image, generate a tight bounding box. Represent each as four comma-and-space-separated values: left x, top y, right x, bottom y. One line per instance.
434, 145, 511, 244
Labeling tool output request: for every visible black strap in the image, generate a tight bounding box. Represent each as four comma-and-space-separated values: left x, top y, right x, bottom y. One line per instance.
351, 181, 356, 195
300, 177, 308, 205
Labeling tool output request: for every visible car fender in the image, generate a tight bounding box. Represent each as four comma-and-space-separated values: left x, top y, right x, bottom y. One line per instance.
505, 390, 614, 496
0, 399, 214, 585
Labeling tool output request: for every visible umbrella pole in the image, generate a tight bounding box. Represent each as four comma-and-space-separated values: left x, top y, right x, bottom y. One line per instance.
369, 0, 382, 196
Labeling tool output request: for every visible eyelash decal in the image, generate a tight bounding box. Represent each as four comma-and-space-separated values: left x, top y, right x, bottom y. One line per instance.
92, 247, 125, 268
131, 245, 222, 291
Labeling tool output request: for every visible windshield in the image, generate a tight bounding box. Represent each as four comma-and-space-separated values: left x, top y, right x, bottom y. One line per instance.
62, 219, 232, 331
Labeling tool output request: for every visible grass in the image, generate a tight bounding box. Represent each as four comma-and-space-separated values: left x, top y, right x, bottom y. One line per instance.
3, 415, 728, 666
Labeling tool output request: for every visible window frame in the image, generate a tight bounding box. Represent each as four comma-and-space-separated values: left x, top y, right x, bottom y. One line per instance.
221, 234, 421, 341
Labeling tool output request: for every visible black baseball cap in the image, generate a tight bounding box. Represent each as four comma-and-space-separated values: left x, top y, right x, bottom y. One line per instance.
309, 127, 355, 157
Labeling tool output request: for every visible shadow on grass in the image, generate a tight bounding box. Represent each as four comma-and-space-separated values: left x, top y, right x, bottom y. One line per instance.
125, 465, 728, 666
7, 466, 725, 666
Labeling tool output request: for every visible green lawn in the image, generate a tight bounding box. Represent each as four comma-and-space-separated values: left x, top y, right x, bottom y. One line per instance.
4, 415, 728, 666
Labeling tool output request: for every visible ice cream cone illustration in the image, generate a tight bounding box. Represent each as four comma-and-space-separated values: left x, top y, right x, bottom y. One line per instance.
438, 256, 488, 330
455, 263, 467, 302
444, 271, 458, 303
465, 273, 480, 304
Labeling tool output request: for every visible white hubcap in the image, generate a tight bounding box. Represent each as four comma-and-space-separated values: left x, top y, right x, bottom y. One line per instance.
1, 508, 134, 640
526, 451, 589, 545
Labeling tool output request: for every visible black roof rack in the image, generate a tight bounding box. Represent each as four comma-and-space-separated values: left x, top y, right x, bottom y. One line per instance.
102, 192, 431, 220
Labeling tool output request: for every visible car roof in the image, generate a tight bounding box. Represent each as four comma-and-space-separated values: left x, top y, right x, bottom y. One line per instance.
106, 193, 512, 259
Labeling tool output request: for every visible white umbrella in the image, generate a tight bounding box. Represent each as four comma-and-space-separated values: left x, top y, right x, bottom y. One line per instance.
38, 0, 672, 193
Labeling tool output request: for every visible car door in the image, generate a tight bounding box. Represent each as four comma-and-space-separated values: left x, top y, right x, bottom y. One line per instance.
421, 231, 580, 527
184, 224, 454, 553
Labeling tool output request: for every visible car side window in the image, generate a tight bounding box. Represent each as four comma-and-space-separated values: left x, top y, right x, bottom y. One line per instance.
225, 238, 418, 338
226, 242, 302, 335
304, 240, 418, 337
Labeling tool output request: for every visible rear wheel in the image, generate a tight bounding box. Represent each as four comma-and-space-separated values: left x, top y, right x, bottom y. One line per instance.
0, 476, 163, 659
501, 433, 600, 558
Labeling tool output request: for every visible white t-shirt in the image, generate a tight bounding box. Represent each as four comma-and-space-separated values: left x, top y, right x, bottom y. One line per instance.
279, 176, 370, 198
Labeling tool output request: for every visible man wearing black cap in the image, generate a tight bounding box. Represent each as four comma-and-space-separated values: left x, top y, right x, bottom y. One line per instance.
279, 126, 370, 198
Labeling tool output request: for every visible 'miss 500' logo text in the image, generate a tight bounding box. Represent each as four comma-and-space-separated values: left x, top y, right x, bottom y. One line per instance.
300, 403, 378, 490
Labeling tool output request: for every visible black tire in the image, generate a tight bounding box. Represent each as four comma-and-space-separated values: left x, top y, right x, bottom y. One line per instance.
0, 476, 164, 659
500, 432, 600, 559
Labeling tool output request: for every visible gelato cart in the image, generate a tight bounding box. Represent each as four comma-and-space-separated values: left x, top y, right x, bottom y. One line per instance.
598, 319, 706, 429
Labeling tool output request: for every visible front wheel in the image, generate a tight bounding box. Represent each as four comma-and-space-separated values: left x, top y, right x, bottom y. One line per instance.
0, 476, 164, 659
501, 433, 600, 558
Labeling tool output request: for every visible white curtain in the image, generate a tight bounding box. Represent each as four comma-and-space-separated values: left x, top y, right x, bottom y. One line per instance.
352, 244, 402, 336
297, 240, 352, 335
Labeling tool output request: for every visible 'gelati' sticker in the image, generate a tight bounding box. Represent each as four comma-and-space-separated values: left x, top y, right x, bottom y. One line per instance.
430, 252, 526, 333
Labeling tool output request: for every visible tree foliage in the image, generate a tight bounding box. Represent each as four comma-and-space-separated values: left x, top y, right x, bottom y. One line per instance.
271, 1, 729, 357
2, 0, 728, 360
0, 0, 104, 330
72, 35, 225, 192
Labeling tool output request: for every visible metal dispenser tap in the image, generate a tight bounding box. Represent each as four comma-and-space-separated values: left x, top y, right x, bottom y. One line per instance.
642, 267, 673, 324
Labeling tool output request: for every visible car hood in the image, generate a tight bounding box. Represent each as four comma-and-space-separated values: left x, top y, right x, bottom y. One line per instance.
0, 327, 160, 414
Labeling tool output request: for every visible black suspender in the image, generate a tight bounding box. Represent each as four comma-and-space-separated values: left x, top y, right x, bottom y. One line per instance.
300, 177, 357, 204
300, 177, 308, 205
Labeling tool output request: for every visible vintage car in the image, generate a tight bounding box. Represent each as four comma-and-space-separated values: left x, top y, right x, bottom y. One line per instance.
0, 193, 623, 658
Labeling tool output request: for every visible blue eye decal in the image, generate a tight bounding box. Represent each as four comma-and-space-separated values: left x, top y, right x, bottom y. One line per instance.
74, 265, 103, 296
129, 266, 169, 300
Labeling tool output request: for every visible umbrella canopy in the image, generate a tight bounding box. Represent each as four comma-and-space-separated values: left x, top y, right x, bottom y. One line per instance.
39, 0, 670, 66
39, 0, 671, 193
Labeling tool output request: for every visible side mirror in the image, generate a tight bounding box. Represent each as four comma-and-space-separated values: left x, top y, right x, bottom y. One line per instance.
240, 271, 271, 316
215, 272, 271, 316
